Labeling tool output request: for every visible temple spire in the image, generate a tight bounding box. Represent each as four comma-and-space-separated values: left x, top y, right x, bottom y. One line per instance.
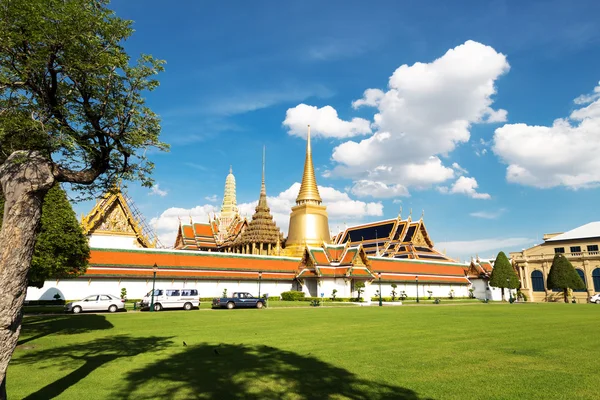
258, 146, 267, 207
296, 125, 322, 204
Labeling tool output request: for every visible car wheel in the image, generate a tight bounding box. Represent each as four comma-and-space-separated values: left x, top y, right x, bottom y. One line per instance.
154, 303, 162, 311
72, 306, 82, 314
183, 302, 193, 311
226, 302, 235, 309
596, 300, 600, 304
256, 301, 263, 309
108, 305, 118, 313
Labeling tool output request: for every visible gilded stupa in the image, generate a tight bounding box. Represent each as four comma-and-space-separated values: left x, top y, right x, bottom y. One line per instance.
284, 125, 331, 256
217, 166, 238, 241
234, 147, 282, 255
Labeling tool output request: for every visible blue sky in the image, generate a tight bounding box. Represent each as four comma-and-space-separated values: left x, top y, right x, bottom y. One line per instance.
73, 0, 600, 260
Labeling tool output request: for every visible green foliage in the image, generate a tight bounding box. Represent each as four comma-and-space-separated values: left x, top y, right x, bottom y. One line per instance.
0, 185, 90, 287
309, 300, 321, 307
354, 281, 365, 301
331, 289, 337, 301
222, 289, 228, 298
121, 288, 127, 300
489, 251, 520, 289
400, 290, 407, 300
427, 290, 433, 299
448, 290, 455, 299
280, 291, 306, 301
547, 254, 585, 291
390, 283, 397, 301
0, 0, 168, 196
53, 293, 61, 301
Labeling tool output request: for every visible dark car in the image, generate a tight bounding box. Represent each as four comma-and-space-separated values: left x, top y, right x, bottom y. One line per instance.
212, 292, 266, 309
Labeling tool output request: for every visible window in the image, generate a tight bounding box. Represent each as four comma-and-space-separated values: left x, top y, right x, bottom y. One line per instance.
575, 269, 587, 292
554, 247, 565, 254
587, 245, 599, 252
181, 289, 198, 296
570, 246, 582, 254
100, 295, 111, 301
83, 295, 98, 302
531, 270, 545, 292
593, 268, 600, 292
166, 290, 180, 296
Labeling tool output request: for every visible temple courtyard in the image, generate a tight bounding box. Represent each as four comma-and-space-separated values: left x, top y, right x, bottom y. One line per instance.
10, 304, 600, 399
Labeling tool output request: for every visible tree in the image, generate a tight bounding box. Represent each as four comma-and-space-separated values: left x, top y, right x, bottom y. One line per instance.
547, 254, 585, 303
489, 251, 520, 301
390, 283, 397, 301
354, 281, 365, 301
0, 186, 90, 288
0, 1, 167, 394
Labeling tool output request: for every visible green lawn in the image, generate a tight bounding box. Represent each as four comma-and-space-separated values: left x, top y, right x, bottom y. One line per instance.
9, 303, 600, 399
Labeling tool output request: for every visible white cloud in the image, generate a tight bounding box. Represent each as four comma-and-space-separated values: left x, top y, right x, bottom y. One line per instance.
313, 40, 510, 196
205, 194, 218, 202
470, 208, 507, 219
149, 184, 168, 197
350, 180, 410, 198
436, 237, 535, 261
151, 183, 383, 247
493, 81, 600, 189
438, 176, 491, 199
451, 162, 468, 175
283, 104, 372, 138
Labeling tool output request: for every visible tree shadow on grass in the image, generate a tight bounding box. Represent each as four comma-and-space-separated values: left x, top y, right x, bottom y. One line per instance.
121, 343, 431, 400
12, 335, 173, 399
17, 314, 113, 346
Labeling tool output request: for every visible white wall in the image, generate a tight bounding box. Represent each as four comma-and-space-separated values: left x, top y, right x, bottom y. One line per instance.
470, 278, 513, 301
26, 278, 294, 301
88, 234, 140, 249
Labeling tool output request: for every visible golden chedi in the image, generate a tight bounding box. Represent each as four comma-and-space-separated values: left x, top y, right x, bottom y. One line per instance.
284, 125, 331, 256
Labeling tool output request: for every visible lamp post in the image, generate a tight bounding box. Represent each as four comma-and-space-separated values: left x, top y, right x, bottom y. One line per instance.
258, 271, 263, 299
416, 276, 419, 303
378, 272, 382, 307
150, 263, 158, 312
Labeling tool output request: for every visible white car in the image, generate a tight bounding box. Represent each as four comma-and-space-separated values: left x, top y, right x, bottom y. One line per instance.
65, 294, 126, 314
590, 294, 600, 304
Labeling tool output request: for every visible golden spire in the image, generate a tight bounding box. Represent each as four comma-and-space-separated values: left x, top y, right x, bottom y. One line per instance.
296, 125, 322, 204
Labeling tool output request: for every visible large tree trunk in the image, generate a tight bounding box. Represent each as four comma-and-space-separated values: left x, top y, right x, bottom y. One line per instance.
563, 289, 569, 303
0, 151, 54, 399
501, 287, 505, 302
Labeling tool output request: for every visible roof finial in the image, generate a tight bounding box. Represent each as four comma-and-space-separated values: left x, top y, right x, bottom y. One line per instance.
295, 125, 322, 204
229, 165, 232, 174
421, 209, 424, 220
399, 206, 402, 219
409, 208, 412, 218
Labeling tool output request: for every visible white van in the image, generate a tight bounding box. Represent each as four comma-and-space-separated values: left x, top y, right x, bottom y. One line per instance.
140, 288, 200, 311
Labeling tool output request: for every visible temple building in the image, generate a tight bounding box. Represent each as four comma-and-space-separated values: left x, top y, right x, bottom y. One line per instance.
26, 125, 475, 302
173, 167, 247, 251
511, 222, 600, 302
230, 147, 283, 255
80, 186, 161, 249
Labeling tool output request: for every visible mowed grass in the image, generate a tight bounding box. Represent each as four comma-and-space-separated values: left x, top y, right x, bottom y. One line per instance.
9, 303, 600, 399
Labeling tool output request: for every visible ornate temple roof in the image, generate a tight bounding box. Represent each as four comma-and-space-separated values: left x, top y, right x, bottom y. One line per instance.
238, 147, 282, 246
333, 213, 453, 262
81, 185, 160, 248
220, 166, 238, 221
295, 125, 322, 205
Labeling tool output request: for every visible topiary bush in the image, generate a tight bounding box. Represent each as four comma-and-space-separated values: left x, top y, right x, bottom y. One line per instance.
281, 291, 306, 301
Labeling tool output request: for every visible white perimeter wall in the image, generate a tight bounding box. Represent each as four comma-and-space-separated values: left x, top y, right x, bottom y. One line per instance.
26, 279, 295, 301
88, 234, 140, 249
27, 277, 474, 301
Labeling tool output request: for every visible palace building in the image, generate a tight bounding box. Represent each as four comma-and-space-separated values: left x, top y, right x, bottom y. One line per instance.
26, 126, 475, 302
511, 222, 600, 302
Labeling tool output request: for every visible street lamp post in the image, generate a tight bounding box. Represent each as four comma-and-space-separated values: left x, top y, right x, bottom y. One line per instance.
150, 263, 158, 312
378, 272, 382, 307
258, 271, 263, 299
416, 276, 419, 303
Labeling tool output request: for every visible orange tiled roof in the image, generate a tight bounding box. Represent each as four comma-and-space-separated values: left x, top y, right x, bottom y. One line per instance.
369, 258, 466, 277
85, 267, 293, 281
89, 249, 300, 273
193, 223, 214, 237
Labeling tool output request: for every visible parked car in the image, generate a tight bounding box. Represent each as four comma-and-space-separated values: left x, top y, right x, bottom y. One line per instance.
590, 294, 600, 304
65, 294, 125, 314
139, 288, 199, 311
212, 292, 266, 309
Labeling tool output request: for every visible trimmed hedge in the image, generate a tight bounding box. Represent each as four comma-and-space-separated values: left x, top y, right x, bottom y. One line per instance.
281, 291, 306, 301
24, 300, 66, 306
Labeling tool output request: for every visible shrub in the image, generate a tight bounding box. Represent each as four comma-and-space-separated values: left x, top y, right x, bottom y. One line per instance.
24, 299, 66, 306
222, 288, 228, 298
400, 291, 407, 300
434, 298, 441, 304
448, 290, 455, 299
354, 281, 365, 301
309, 300, 321, 307
121, 288, 127, 300
281, 291, 306, 301
427, 290, 433, 300
331, 289, 337, 301
468, 288, 474, 298
391, 283, 397, 301
53, 293, 62, 301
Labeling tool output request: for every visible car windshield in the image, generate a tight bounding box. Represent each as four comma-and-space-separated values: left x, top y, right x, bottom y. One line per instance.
146, 289, 162, 296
